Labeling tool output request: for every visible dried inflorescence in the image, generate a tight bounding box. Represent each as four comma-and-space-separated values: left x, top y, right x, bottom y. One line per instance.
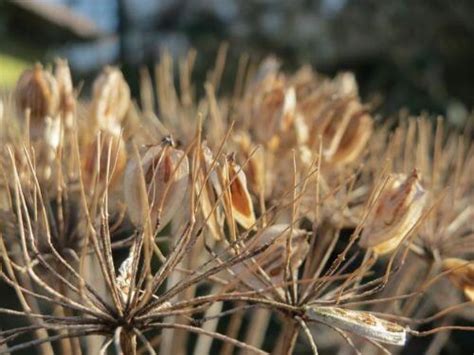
0, 52, 472, 355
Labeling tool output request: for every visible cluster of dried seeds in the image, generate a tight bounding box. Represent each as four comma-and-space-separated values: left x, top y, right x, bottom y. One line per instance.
0, 50, 472, 355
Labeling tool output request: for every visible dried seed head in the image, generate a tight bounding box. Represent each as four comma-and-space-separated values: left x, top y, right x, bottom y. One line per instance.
91, 66, 130, 133
81, 131, 127, 192
124, 140, 189, 230
359, 170, 427, 255
54, 59, 76, 127
442, 258, 474, 301
15, 63, 59, 129
222, 155, 256, 229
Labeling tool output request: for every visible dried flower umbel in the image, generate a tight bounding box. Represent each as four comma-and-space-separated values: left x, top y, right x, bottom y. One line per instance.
0, 125, 271, 355
356, 115, 474, 354
0, 53, 472, 355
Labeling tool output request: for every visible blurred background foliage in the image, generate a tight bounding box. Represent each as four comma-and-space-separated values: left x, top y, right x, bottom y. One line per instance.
1, 0, 473, 123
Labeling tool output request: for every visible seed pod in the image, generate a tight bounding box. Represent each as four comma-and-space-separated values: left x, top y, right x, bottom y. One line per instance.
44, 115, 62, 149
116, 244, 138, 303
91, 66, 130, 133
54, 59, 76, 127
442, 258, 474, 301
221, 155, 256, 229
334, 72, 358, 96
232, 224, 309, 293
81, 131, 127, 192
15, 63, 59, 134
294, 112, 309, 145
124, 139, 189, 230
196, 144, 224, 240
201, 142, 222, 195
279, 86, 297, 132
359, 170, 427, 255
328, 108, 373, 165
306, 306, 406, 346
249, 72, 287, 145
320, 98, 373, 166
233, 132, 265, 196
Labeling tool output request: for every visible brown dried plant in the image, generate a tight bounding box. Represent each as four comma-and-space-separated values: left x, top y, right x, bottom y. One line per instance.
0, 49, 472, 355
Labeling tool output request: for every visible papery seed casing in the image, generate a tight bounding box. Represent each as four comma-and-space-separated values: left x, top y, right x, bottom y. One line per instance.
124, 141, 189, 230
442, 258, 474, 301
91, 66, 131, 132
54, 59, 76, 126
81, 131, 127, 191
15, 63, 59, 124
222, 156, 256, 229
359, 170, 427, 255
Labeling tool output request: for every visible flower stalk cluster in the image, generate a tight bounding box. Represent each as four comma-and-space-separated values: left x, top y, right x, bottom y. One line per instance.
0, 50, 472, 354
